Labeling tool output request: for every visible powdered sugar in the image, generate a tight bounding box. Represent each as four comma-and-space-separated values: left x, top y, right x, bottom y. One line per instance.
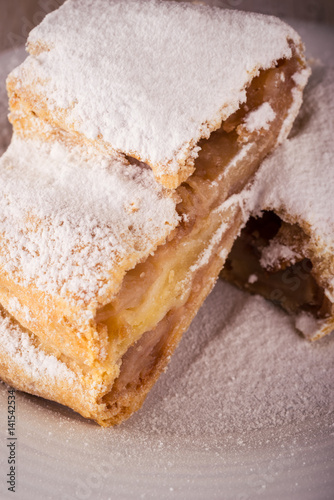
295, 311, 326, 341
0, 135, 178, 307
292, 68, 311, 87
7, 297, 32, 324
247, 65, 334, 251
243, 102, 276, 132
248, 273, 258, 284
12, 0, 301, 182
2, 278, 333, 438
189, 217, 229, 272
260, 241, 301, 269
128, 280, 334, 437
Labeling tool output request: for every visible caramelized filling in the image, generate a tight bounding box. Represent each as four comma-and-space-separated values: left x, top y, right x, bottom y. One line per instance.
222, 212, 331, 318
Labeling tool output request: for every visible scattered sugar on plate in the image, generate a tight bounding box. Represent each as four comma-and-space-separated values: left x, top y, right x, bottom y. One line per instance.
126, 280, 334, 439
0, 29, 333, 457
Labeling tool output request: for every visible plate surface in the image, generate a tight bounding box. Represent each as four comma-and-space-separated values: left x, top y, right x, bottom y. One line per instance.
0, 18, 334, 500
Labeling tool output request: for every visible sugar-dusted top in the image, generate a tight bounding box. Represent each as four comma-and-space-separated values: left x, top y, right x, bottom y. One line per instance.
0, 135, 179, 308
249, 65, 334, 251
12, 0, 302, 186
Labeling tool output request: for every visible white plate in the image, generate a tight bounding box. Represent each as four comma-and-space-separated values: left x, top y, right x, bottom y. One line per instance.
0, 18, 334, 500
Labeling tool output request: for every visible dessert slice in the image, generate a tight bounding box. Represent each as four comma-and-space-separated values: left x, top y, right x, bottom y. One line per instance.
222, 66, 334, 341
0, 133, 248, 425
0, 1, 310, 425
7, 0, 307, 188
0, 41, 307, 424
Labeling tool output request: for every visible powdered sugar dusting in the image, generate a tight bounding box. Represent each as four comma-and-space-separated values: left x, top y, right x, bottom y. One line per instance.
248, 273, 258, 284
295, 311, 326, 341
0, 135, 179, 307
243, 102, 276, 132
260, 241, 301, 269
7, 297, 33, 324
189, 216, 229, 272
0, 306, 76, 383
13, 0, 301, 180
127, 280, 334, 437
247, 65, 334, 250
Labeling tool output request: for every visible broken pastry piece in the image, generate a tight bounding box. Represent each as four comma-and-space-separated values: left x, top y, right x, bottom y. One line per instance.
0, 0, 309, 425
222, 66, 334, 341
8, 0, 308, 188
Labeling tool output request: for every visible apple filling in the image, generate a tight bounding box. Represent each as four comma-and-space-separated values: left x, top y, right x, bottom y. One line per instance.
221, 211, 331, 320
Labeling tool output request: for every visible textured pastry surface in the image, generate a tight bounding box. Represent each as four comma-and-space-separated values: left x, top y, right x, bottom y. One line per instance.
0, 134, 180, 368
1, 46, 308, 363
7, 0, 304, 187
0, 135, 178, 309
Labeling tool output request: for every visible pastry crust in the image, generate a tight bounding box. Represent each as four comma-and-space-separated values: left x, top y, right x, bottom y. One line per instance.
7, 0, 307, 188
0, 47, 25, 154
2, 54, 306, 355
0, 136, 179, 367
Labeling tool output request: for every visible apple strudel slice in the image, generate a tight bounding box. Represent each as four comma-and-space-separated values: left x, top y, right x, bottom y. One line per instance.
222, 66, 334, 341
0, 1, 310, 425
7, 0, 308, 188
0, 42, 307, 424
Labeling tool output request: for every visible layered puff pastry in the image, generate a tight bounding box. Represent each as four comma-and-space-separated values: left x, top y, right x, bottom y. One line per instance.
0, 0, 310, 425
7, 0, 309, 188
222, 66, 334, 342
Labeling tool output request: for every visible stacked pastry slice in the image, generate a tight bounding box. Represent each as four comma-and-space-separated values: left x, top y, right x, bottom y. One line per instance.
222, 65, 334, 341
0, 0, 309, 425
